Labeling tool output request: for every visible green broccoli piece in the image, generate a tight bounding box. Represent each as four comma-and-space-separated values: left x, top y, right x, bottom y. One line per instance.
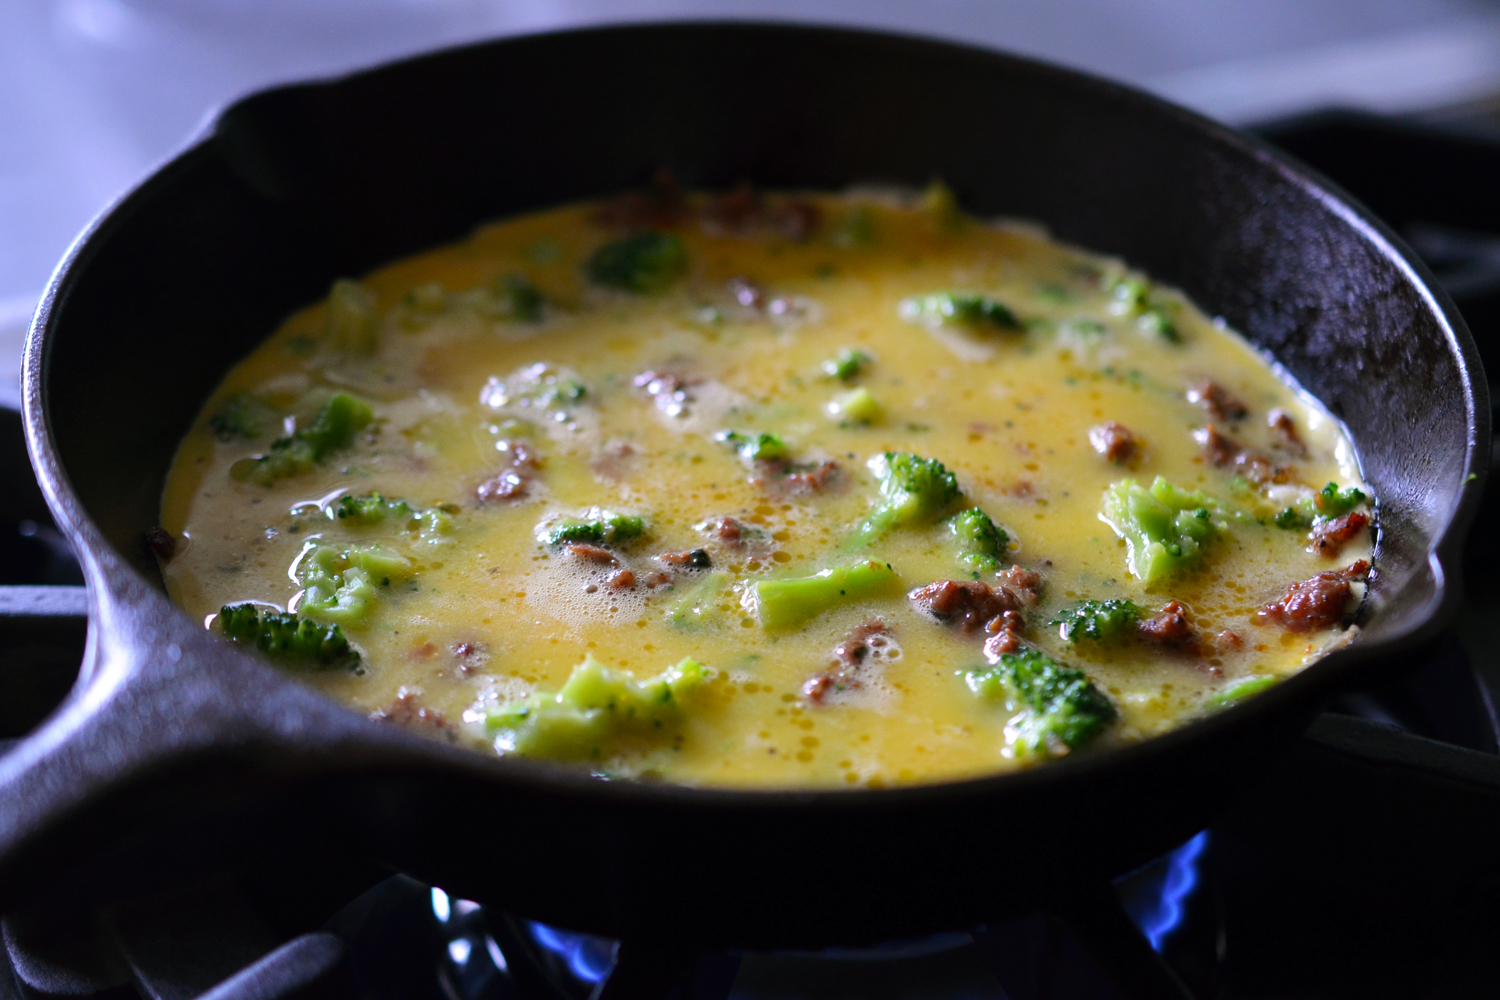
903, 292, 1020, 331
207, 395, 275, 441
851, 452, 963, 546
826, 387, 883, 425
486, 654, 714, 759
495, 274, 544, 322
755, 560, 900, 629
585, 232, 688, 292
1136, 308, 1178, 342
537, 509, 648, 547
327, 278, 378, 354
821, 347, 871, 381
716, 430, 791, 464
830, 205, 876, 247
1050, 599, 1141, 644
217, 603, 359, 671
297, 543, 413, 625
1315, 482, 1367, 516
1105, 275, 1179, 343
245, 393, 374, 486
334, 492, 412, 525
965, 649, 1116, 755
665, 571, 732, 628
1100, 476, 1222, 587
946, 508, 1008, 577
1273, 506, 1312, 530
1207, 674, 1279, 709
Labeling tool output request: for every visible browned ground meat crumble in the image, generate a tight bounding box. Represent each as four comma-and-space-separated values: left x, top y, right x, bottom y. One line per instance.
1258, 560, 1370, 633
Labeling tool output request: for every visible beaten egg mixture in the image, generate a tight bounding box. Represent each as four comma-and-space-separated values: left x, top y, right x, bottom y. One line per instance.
159, 186, 1373, 787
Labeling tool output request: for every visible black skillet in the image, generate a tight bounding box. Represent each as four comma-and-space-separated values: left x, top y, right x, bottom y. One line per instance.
0, 22, 1486, 950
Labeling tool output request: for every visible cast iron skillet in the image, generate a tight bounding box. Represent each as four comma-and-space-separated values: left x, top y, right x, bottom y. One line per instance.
0, 22, 1487, 948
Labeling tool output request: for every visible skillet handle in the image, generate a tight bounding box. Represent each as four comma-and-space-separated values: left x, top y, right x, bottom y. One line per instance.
0, 584, 231, 911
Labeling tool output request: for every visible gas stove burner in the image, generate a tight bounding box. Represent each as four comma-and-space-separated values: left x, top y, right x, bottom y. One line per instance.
6, 109, 1500, 1000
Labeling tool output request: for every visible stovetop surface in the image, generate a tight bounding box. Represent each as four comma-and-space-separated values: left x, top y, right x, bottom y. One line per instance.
6, 109, 1500, 1000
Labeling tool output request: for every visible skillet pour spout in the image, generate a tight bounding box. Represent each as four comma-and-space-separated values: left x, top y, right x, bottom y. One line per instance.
1, 23, 1486, 947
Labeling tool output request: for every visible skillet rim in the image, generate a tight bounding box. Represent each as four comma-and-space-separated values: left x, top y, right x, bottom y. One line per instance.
20, 18, 1489, 813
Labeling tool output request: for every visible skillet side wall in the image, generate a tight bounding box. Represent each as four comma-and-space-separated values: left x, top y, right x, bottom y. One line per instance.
30, 24, 1476, 945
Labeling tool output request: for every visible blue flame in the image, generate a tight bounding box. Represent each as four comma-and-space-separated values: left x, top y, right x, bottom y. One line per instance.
527, 922, 616, 983
1122, 830, 1210, 952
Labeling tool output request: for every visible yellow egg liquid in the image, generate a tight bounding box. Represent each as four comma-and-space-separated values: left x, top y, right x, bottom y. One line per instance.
160, 190, 1371, 787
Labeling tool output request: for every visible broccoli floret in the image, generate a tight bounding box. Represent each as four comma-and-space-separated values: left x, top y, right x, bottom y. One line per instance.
826, 387, 883, 425
327, 278, 378, 354
244, 393, 374, 486
821, 347, 871, 382
585, 232, 688, 292
1273, 506, 1312, 530
755, 560, 900, 629
1207, 674, 1279, 709
1100, 477, 1222, 587
716, 430, 791, 464
1105, 275, 1179, 343
851, 452, 963, 546
495, 274, 544, 322
965, 649, 1115, 755
1050, 599, 1141, 643
1315, 482, 1367, 516
1136, 309, 1178, 341
332, 493, 452, 545
946, 508, 1008, 577
902, 292, 1020, 331
334, 492, 412, 525
485, 655, 714, 759
217, 603, 359, 671
537, 509, 647, 547
207, 395, 275, 441
297, 543, 413, 625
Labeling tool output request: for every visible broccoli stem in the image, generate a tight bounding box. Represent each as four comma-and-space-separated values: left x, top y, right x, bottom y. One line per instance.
297, 543, 413, 625
486, 655, 715, 759
826, 387, 883, 425
754, 560, 900, 629
665, 571, 732, 628
965, 648, 1115, 755
217, 603, 359, 671
1208, 674, 1279, 708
